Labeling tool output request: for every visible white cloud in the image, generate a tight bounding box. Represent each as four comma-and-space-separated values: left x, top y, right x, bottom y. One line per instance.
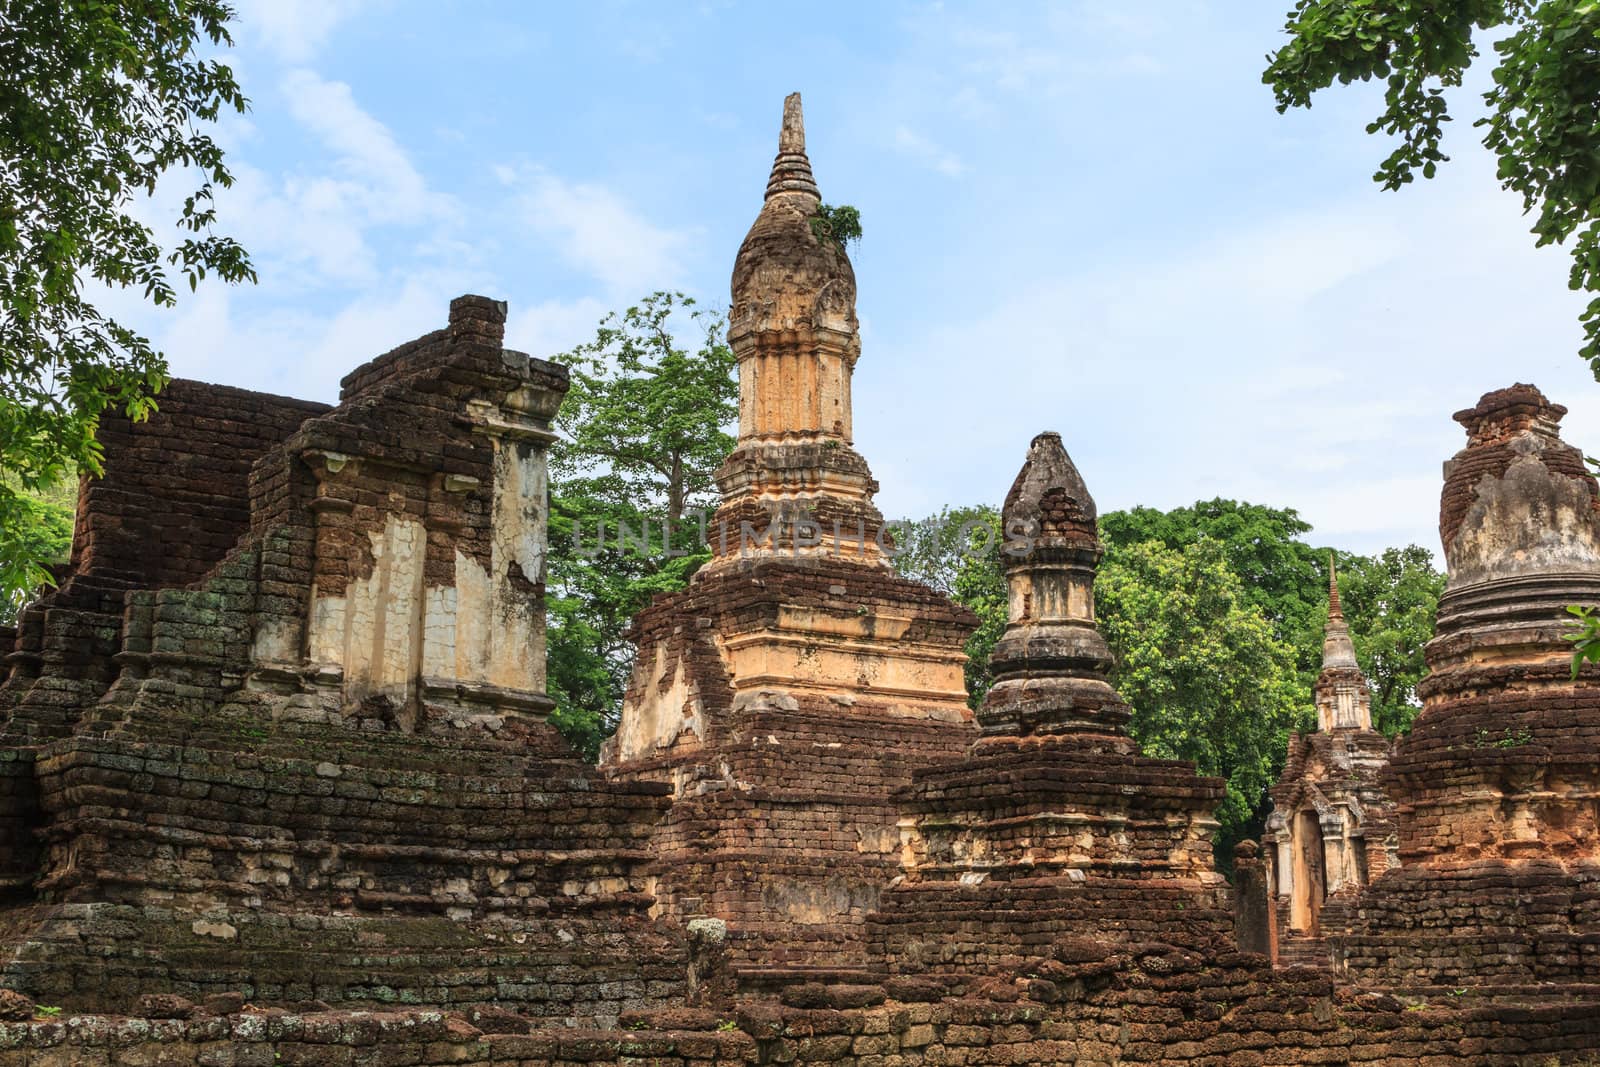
190, 71, 461, 288
98, 66, 674, 410
279, 69, 455, 226
507, 168, 692, 295
943, 9, 1174, 100
135, 273, 487, 404
504, 298, 612, 362
233, 0, 370, 63
860, 149, 1597, 556
892, 126, 967, 177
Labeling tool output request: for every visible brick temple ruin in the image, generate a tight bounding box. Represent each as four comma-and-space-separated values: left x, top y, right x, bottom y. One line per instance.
1263, 563, 1399, 967
0, 94, 1598, 1064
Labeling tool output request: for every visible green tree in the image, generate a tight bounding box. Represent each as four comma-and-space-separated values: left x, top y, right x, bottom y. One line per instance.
1097, 501, 1447, 735
1264, 1, 1600, 377
892, 505, 1006, 706
1332, 545, 1446, 734
1096, 538, 1304, 853
1, 0, 253, 603
1566, 605, 1600, 676
1101, 500, 1326, 684
545, 292, 737, 758
0, 474, 75, 625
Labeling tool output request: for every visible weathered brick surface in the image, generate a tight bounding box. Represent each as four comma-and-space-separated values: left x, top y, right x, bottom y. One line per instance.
3, 963, 1599, 1067
74, 380, 331, 591
0, 382, 330, 890
609, 561, 977, 968
5, 905, 685, 1025
0, 296, 684, 1023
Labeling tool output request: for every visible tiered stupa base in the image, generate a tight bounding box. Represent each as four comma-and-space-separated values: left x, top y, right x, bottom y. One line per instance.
870, 736, 1230, 973
606, 560, 976, 970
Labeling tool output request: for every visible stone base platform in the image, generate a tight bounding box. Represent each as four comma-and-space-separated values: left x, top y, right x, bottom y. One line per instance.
4, 953, 1600, 1065
1, 904, 686, 1026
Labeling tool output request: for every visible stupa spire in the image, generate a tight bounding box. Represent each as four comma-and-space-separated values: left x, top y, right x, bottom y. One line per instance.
766, 92, 819, 201
1314, 555, 1371, 731
710, 92, 882, 568
1321, 553, 1359, 672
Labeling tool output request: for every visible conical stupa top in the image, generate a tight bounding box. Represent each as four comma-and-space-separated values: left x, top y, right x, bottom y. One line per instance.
1313, 553, 1372, 730
766, 93, 820, 201
728, 92, 858, 362
1000, 432, 1099, 559
1322, 554, 1359, 670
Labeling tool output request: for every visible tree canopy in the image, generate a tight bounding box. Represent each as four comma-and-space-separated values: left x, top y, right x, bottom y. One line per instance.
0, 0, 253, 604
892, 505, 1006, 706
1096, 538, 1303, 851
1100, 501, 1326, 683
1264, 1, 1600, 378
544, 292, 737, 757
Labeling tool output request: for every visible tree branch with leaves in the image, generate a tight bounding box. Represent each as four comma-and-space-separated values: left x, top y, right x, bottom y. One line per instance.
1265, 0, 1600, 377
0, 0, 254, 606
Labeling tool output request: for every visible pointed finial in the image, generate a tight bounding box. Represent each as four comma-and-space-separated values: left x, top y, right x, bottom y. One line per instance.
766, 92, 820, 201
1316, 549, 1371, 729
780, 93, 805, 154
1320, 553, 1359, 671
1328, 551, 1343, 619
1000, 431, 1098, 556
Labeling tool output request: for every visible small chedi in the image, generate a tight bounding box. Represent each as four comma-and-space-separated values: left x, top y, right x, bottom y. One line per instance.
1263, 561, 1399, 966
2, 96, 1600, 1066
869, 431, 1232, 972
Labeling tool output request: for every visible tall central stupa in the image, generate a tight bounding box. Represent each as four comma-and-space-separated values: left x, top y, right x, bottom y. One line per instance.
601, 94, 978, 969
707, 93, 891, 569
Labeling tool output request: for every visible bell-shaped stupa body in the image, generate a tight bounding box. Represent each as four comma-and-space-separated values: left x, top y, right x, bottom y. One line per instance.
977, 432, 1133, 743
1430, 383, 1600, 666
708, 93, 889, 568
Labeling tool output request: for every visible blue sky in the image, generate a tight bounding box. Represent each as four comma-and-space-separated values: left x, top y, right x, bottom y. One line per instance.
114, 1, 1600, 556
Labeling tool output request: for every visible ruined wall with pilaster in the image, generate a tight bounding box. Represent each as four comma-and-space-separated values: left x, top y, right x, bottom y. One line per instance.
0, 296, 689, 1026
